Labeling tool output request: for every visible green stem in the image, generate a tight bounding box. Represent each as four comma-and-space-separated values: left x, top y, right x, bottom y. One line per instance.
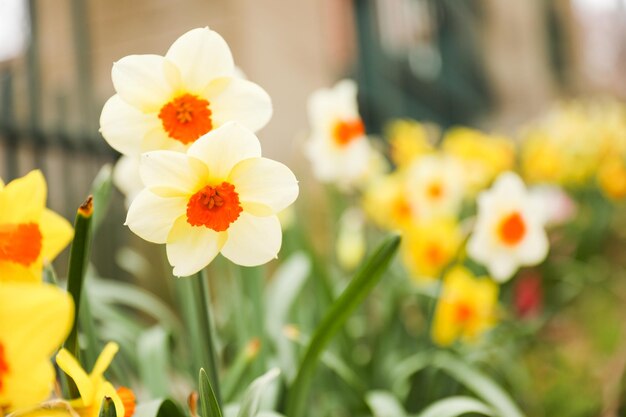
177, 270, 223, 406
284, 234, 401, 417
241, 266, 266, 374
62, 195, 93, 398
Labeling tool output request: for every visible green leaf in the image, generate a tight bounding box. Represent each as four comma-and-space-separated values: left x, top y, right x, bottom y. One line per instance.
284, 234, 401, 417
138, 326, 171, 397
200, 368, 224, 417
62, 195, 94, 398
222, 338, 260, 402
264, 252, 311, 381
237, 368, 281, 417
134, 399, 186, 417
433, 352, 524, 417
415, 396, 495, 417
365, 391, 408, 417
88, 277, 183, 336
90, 164, 113, 233
390, 351, 433, 397
98, 397, 117, 417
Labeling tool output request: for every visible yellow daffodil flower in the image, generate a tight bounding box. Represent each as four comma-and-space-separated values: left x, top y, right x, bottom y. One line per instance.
56, 342, 125, 417
0, 170, 73, 283
441, 127, 515, 194
362, 172, 414, 231
467, 172, 549, 282
304, 79, 372, 188
598, 156, 626, 200
432, 266, 498, 346
0, 282, 74, 412
401, 218, 462, 281
386, 119, 434, 167
125, 122, 299, 276
100, 27, 272, 157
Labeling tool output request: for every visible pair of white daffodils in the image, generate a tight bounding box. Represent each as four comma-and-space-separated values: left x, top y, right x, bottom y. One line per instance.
100, 28, 298, 276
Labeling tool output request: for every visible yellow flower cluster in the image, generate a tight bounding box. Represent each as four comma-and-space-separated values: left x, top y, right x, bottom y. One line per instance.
0, 171, 128, 417
520, 99, 626, 199
364, 120, 515, 283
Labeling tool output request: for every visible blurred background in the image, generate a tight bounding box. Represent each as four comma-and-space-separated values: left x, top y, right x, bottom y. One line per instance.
0, 0, 625, 272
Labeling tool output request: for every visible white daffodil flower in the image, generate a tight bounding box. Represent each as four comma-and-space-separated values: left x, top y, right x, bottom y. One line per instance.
304, 79, 371, 188
100, 27, 272, 156
467, 172, 549, 282
125, 122, 299, 277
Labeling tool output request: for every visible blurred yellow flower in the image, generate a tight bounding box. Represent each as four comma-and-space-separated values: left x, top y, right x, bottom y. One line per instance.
304, 79, 372, 188
386, 119, 434, 167
100, 27, 272, 156
432, 266, 498, 346
0, 282, 74, 412
406, 155, 465, 220
442, 127, 515, 193
0, 170, 73, 283
467, 172, 549, 282
56, 342, 124, 417
520, 100, 626, 188
362, 172, 413, 230
598, 156, 626, 200
125, 122, 299, 276
401, 218, 462, 281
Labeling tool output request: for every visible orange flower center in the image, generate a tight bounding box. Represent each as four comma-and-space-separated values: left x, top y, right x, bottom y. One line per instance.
425, 243, 444, 266
455, 302, 475, 323
427, 181, 443, 200
116, 386, 136, 417
186, 182, 243, 232
498, 212, 526, 246
158, 93, 213, 144
0, 342, 9, 392
392, 195, 412, 221
0, 223, 43, 266
332, 119, 365, 146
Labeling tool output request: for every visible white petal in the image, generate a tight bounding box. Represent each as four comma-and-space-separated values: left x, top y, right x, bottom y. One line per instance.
112, 54, 178, 112
516, 226, 549, 265
166, 218, 226, 276
209, 78, 272, 133
165, 27, 234, 93
188, 122, 262, 181
221, 213, 282, 266
140, 151, 206, 196
229, 158, 299, 215
99, 95, 158, 156
486, 255, 519, 282
143, 125, 188, 153
125, 189, 186, 243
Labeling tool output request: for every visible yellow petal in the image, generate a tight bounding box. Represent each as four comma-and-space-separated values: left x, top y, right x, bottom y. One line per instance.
0, 282, 74, 411
0, 170, 46, 223
91, 342, 119, 380
0, 282, 74, 359
56, 349, 95, 406
0, 261, 39, 283
102, 381, 125, 417
40, 209, 74, 263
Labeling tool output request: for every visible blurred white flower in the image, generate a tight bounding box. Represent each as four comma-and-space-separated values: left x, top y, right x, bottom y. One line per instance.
530, 184, 577, 226
468, 172, 549, 282
304, 79, 371, 189
112, 155, 143, 208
